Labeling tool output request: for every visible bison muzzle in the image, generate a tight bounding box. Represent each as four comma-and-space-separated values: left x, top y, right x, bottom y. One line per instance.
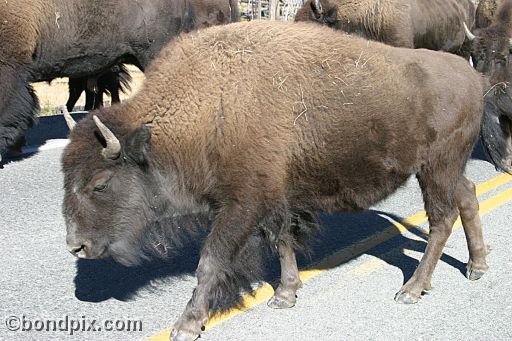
62, 21, 505, 340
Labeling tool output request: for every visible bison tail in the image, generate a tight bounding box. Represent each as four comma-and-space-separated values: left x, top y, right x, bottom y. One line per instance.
117, 64, 133, 94
480, 102, 512, 174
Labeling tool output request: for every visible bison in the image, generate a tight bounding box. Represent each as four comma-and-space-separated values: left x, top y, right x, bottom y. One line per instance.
294, 0, 475, 54
465, 0, 512, 172
66, 64, 132, 112
476, 0, 502, 28
0, 0, 238, 161
62, 21, 502, 340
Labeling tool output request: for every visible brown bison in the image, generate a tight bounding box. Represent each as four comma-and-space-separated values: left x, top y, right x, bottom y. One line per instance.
0, 0, 238, 161
66, 64, 132, 112
62, 21, 500, 340
294, 0, 475, 53
465, 0, 512, 172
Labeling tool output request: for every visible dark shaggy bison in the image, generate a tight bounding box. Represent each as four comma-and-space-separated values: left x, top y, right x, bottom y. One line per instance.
62, 21, 500, 340
465, 0, 512, 172
0, 0, 238, 160
294, 0, 475, 53
66, 64, 132, 112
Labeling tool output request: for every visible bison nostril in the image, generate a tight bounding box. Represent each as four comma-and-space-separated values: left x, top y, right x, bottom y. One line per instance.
67, 244, 86, 256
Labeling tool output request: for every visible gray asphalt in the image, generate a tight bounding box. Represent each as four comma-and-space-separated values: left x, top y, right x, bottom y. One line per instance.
0, 115, 511, 341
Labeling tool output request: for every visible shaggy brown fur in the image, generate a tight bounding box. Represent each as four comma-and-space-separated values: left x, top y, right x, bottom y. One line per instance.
476, 0, 502, 28
63, 21, 491, 340
295, 0, 475, 54
0, 0, 238, 159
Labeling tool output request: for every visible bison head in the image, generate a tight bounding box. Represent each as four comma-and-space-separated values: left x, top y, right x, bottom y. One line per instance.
465, 24, 512, 82
61, 110, 201, 266
294, 0, 338, 28
465, 23, 512, 169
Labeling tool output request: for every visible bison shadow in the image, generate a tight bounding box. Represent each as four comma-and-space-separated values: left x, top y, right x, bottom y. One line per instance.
471, 138, 488, 162
73, 209, 467, 303
74, 239, 203, 302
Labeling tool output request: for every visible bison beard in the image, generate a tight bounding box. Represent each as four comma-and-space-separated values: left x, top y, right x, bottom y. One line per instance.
61, 21, 505, 340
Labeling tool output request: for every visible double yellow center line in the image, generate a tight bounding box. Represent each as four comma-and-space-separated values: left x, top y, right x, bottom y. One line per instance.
149, 172, 512, 340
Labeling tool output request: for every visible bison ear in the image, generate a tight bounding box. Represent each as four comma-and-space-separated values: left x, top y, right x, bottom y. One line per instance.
124, 125, 152, 166
324, 7, 337, 26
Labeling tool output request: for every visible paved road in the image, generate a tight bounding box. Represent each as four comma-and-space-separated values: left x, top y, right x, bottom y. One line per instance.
1, 115, 511, 341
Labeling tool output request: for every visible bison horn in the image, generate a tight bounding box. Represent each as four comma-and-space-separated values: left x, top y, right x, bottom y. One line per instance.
464, 22, 476, 41
93, 115, 121, 160
60, 106, 76, 131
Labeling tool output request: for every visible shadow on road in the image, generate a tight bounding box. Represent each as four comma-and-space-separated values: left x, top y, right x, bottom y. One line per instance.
74, 233, 203, 302
471, 139, 488, 163
73, 208, 468, 304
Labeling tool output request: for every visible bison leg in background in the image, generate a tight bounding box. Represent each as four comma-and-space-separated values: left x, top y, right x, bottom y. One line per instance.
457, 177, 489, 280
66, 77, 86, 112
395, 163, 463, 304
90, 91, 103, 110
103, 72, 122, 104
109, 85, 121, 104
102, 64, 133, 105
67, 76, 101, 112
0, 65, 39, 159
267, 241, 302, 309
171, 202, 263, 341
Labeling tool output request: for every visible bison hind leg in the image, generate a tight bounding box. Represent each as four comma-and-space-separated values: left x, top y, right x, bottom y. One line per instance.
260, 205, 319, 309
267, 241, 302, 309
456, 177, 489, 281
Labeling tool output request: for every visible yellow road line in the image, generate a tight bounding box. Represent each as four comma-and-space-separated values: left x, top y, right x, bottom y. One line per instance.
148, 173, 512, 341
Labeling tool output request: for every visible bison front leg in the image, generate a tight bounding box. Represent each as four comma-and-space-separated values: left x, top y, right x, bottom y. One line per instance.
267, 241, 302, 309
170, 256, 216, 341
170, 205, 260, 341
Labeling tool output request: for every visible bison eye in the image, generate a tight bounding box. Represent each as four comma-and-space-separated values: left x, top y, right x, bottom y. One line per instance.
94, 183, 108, 192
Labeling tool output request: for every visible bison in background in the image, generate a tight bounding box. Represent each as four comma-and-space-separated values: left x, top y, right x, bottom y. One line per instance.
0, 0, 239, 161
465, 0, 512, 172
294, 0, 475, 55
62, 21, 505, 340
66, 64, 132, 112
476, 0, 502, 28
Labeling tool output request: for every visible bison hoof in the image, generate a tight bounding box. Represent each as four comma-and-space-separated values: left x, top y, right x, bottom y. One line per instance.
170, 328, 199, 341
466, 266, 487, 281
466, 259, 488, 281
394, 290, 421, 304
267, 294, 296, 309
